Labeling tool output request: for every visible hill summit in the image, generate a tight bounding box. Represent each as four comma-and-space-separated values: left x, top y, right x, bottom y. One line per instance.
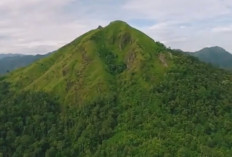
0, 21, 232, 156
7, 20, 169, 105
192, 46, 232, 69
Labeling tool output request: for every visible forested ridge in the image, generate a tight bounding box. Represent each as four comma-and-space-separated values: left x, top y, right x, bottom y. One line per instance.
190, 46, 232, 71
0, 21, 232, 157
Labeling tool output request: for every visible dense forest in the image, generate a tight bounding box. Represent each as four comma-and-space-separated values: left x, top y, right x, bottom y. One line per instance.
0, 21, 232, 156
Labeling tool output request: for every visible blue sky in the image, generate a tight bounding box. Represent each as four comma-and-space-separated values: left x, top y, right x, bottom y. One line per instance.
0, 0, 232, 54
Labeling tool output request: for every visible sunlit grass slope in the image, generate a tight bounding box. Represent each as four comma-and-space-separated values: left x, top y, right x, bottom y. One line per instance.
7, 21, 172, 105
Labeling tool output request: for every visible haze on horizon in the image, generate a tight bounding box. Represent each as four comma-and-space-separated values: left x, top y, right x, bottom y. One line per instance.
0, 0, 232, 54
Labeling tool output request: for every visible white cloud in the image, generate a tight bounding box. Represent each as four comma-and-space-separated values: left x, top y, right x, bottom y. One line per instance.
212, 26, 232, 33
123, 0, 231, 21
0, 0, 96, 54
0, 0, 232, 54
124, 0, 232, 52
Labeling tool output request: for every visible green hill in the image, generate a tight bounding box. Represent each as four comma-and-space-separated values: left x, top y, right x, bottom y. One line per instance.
0, 53, 50, 75
191, 46, 232, 70
6, 21, 168, 105
0, 21, 232, 157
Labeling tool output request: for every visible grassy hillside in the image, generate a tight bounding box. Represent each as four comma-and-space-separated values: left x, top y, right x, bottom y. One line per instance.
6, 21, 169, 105
0, 21, 232, 157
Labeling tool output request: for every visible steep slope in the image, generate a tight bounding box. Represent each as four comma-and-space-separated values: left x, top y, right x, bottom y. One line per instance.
191, 46, 232, 70
0, 53, 50, 75
6, 20, 169, 105
0, 21, 232, 157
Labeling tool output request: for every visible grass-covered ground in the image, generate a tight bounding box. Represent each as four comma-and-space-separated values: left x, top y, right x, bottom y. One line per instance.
0, 21, 232, 157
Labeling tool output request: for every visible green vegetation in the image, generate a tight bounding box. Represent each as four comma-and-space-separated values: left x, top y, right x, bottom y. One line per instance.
190, 46, 232, 71
0, 21, 232, 156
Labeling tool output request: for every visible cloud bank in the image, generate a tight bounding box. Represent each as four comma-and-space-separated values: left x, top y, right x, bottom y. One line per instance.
0, 0, 232, 54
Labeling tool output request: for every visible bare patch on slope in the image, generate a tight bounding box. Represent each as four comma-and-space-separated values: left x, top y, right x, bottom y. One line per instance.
126, 50, 136, 69
159, 54, 168, 67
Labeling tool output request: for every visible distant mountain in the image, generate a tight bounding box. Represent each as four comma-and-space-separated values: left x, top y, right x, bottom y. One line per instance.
0, 54, 20, 59
190, 46, 232, 70
0, 53, 50, 75
0, 21, 232, 156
